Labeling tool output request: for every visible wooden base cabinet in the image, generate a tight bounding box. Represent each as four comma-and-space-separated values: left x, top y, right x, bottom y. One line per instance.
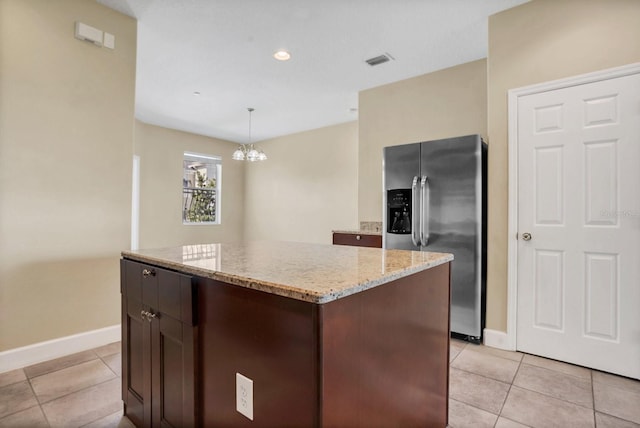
198, 263, 450, 427
121, 260, 197, 428
122, 257, 450, 427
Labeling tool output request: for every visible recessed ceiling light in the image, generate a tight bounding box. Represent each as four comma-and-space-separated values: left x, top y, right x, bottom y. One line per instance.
273, 50, 291, 61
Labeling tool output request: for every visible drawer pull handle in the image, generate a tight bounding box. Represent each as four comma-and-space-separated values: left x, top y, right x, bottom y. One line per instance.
142, 269, 155, 278
140, 310, 158, 322
356, 235, 361, 240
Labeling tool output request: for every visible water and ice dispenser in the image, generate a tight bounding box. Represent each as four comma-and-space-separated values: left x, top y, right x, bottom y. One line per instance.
386, 189, 412, 234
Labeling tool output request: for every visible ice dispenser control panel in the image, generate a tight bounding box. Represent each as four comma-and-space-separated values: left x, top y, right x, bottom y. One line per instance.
387, 189, 411, 234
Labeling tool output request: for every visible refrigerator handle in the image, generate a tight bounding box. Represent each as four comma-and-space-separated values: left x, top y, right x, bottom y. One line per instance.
411, 176, 420, 247
420, 176, 430, 246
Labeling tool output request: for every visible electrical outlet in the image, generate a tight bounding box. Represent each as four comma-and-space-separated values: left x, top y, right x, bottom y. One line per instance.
236, 373, 253, 420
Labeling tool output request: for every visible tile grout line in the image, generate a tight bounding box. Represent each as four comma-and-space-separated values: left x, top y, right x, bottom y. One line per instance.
98, 352, 121, 378
0, 404, 51, 427
27, 355, 113, 404
449, 344, 519, 427
457, 348, 600, 412
453, 346, 595, 428
591, 375, 640, 426
460, 344, 527, 366
590, 370, 596, 428
77, 407, 124, 428
23, 352, 102, 384
449, 365, 515, 386
495, 353, 523, 425
514, 364, 597, 411
37, 374, 119, 407
449, 396, 501, 423
26, 354, 119, 426
25, 370, 52, 427
37, 376, 122, 428
0, 368, 48, 425
449, 344, 465, 364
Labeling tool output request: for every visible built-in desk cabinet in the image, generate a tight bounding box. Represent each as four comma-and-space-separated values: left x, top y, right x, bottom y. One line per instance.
121, 260, 197, 428
332, 232, 382, 248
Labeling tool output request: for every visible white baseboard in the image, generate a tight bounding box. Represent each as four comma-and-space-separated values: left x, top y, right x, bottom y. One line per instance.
483, 328, 515, 351
0, 325, 121, 374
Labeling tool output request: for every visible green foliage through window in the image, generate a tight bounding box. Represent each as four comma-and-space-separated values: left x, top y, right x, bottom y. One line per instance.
183, 153, 221, 224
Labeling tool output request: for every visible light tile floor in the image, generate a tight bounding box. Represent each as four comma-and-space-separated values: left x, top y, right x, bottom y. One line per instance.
449, 339, 640, 428
0, 342, 133, 428
0, 340, 638, 427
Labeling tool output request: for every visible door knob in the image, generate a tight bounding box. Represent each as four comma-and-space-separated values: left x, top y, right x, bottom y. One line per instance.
522, 232, 532, 241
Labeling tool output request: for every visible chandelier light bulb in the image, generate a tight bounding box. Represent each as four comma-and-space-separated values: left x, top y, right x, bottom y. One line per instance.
232, 147, 245, 160
246, 147, 260, 162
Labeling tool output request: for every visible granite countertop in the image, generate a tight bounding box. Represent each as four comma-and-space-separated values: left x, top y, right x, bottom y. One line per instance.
332, 229, 382, 236
122, 241, 453, 304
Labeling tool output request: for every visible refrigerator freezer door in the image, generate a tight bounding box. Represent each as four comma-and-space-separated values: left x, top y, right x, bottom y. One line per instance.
420, 135, 484, 338
383, 143, 420, 251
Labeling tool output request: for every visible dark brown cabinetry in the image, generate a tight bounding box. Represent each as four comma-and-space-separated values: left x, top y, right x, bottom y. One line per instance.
122, 253, 450, 427
121, 260, 197, 428
198, 263, 450, 427
332, 232, 382, 248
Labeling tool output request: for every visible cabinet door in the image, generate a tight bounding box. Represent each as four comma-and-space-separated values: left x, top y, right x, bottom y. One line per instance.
121, 260, 153, 428
151, 314, 196, 428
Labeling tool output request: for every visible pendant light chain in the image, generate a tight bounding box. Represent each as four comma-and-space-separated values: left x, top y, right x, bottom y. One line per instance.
248, 107, 253, 149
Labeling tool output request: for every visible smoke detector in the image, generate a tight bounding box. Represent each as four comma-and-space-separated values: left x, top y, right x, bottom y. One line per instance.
365, 53, 395, 66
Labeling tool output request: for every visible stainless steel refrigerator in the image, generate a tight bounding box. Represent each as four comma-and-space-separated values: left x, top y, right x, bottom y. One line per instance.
383, 134, 487, 341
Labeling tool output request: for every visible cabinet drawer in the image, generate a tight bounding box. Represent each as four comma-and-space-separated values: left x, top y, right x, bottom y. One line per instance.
332, 233, 382, 248
122, 260, 196, 326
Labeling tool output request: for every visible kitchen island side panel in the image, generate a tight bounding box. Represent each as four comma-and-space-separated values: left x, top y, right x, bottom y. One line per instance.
320, 262, 451, 428
197, 278, 320, 427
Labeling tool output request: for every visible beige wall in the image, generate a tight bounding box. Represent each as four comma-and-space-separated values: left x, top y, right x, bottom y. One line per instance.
358, 59, 488, 222
134, 121, 245, 248
5, 0, 637, 354
0, 1, 136, 350
244, 122, 358, 244
486, 0, 640, 331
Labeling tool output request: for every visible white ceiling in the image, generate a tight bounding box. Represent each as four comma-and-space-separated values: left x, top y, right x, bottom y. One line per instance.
97, 0, 528, 144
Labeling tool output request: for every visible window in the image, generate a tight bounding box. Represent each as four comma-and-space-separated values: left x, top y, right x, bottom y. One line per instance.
183, 152, 221, 224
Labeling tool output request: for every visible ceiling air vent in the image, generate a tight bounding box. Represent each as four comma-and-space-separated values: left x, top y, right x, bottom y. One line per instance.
365, 53, 394, 66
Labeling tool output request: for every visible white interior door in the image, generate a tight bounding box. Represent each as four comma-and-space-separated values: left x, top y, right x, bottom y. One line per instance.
516, 71, 640, 379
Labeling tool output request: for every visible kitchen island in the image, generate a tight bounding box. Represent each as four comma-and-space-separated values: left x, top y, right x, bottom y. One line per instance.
121, 241, 453, 428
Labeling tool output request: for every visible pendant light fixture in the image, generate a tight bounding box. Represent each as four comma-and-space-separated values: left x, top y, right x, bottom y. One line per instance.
232, 108, 267, 162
